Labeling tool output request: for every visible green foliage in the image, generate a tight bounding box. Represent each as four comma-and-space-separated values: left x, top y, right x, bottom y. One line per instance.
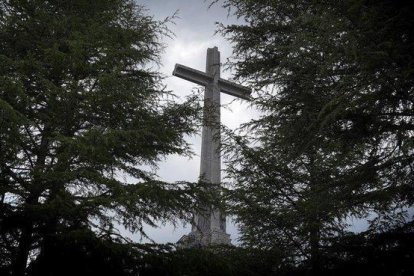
27, 228, 149, 276
21, 232, 283, 276
0, 0, 204, 274
324, 222, 414, 276
218, 0, 414, 272
137, 245, 283, 276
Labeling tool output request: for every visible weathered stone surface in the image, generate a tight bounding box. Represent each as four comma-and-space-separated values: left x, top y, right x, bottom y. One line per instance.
173, 47, 251, 247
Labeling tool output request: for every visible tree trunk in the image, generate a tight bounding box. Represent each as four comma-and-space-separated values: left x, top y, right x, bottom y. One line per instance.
12, 223, 33, 276
309, 225, 321, 276
308, 153, 322, 275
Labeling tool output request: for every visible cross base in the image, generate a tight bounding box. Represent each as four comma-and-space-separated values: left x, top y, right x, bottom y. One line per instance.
177, 230, 231, 248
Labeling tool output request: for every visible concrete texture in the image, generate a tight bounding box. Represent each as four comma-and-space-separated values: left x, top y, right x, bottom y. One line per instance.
173, 47, 251, 246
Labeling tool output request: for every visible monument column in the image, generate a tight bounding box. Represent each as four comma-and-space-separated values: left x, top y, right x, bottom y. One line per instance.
192, 47, 228, 245
173, 47, 251, 246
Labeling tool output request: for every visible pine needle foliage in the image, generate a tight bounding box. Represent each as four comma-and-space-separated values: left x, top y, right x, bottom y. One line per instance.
0, 0, 204, 275
218, 0, 414, 273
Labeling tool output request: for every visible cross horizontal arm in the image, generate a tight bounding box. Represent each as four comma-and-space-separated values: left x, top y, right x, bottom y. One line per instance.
218, 78, 251, 100
173, 64, 213, 87
173, 63, 252, 101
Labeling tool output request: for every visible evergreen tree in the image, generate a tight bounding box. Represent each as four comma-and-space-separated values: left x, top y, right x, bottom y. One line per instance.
0, 1, 203, 275
218, 0, 414, 273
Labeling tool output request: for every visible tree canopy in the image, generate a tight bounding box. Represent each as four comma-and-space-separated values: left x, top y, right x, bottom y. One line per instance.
219, 0, 414, 273
0, 0, 204, 275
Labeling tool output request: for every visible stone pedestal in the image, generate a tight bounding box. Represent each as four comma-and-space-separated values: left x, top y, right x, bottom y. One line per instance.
178, 229, 231, 248
178, 207, 231, 247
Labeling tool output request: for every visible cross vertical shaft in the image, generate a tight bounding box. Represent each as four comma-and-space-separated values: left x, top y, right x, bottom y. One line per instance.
201, 47, 221, 187
194, 47, 227, 241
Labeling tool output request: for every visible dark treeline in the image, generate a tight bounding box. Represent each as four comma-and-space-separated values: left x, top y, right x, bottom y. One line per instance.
1, 0, 413, 275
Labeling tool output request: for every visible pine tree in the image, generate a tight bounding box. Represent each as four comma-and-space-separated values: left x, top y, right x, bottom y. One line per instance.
219, 0, 414, 272
0, 1, 203, 275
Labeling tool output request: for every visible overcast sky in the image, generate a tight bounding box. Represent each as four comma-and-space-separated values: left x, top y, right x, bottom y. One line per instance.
124, 0, 256, 244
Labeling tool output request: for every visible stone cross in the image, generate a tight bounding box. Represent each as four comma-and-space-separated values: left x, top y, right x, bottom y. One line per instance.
173, 47, 251, 246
